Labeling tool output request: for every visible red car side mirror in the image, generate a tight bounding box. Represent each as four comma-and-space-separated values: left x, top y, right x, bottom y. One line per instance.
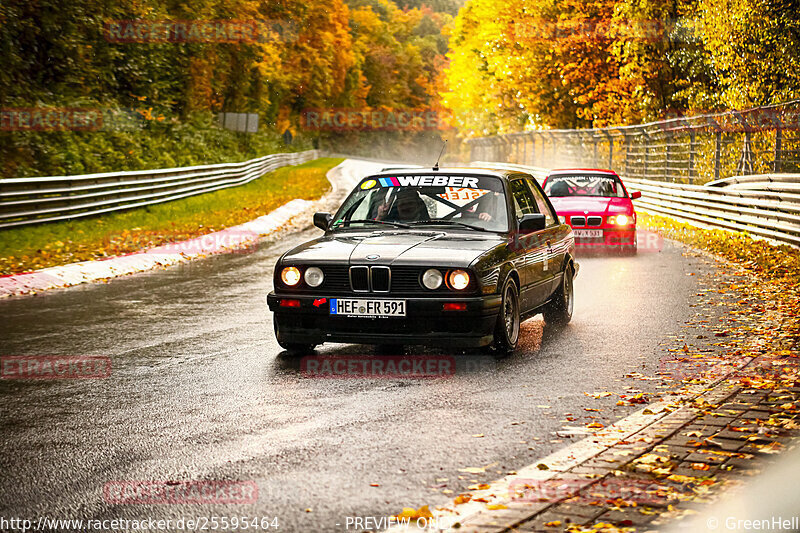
630, 191, 642, 200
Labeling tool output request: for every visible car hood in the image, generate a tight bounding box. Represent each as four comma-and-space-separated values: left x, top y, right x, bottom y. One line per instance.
280, 230, 505, 268
548, 196, 632, 215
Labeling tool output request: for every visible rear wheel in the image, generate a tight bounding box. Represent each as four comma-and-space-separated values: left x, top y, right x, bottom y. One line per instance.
543, 264, 574, 327
488, 278, 520, 356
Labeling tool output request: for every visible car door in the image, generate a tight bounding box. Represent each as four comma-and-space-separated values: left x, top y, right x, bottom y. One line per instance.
508, 178, 550, 312
527, 177, 566, 299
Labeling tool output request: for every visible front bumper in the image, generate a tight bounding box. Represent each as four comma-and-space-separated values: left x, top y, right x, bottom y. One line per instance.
267, 293, 501, 347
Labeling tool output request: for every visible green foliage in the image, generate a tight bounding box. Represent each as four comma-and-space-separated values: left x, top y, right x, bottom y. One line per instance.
0, 0, 452, 177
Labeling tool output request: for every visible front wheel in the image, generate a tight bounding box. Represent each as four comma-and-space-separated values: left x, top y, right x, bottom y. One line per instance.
277, 341, 316, 355
543, 264, 574, 327
488, 278, 520, 356
274, 319, 316, 355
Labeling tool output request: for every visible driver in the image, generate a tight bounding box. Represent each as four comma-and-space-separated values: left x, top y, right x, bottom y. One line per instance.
377, 189, 428, 222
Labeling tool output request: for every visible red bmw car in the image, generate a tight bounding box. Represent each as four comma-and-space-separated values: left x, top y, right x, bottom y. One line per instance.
542, 169, 641, 253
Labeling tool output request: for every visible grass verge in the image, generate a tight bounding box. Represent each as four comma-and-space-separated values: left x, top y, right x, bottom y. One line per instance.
0, 157, 343, 275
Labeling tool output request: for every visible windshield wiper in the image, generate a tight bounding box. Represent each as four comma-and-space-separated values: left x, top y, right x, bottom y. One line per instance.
410, 220, 489, 232
338, 219, 411, 229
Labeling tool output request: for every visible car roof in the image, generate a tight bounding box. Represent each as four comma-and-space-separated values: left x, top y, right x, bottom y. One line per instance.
547, 168, 619, 176
368, 167, 523, 181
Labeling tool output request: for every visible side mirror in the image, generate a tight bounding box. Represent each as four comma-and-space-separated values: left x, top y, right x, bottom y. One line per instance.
630, 191, 642, 200
313, 212, 333, 231
518, 213, 546, 234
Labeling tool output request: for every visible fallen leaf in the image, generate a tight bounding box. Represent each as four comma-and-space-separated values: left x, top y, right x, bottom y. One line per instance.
453, 494, 471, 505
395, 506, 433, 519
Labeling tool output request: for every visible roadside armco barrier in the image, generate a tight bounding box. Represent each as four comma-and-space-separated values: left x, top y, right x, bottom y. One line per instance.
471, 161, 800, 247
0, 150, 319, 229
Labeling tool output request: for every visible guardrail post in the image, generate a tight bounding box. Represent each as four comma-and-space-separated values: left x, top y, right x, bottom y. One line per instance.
688, 129, 696, 184
774, 126, 783, 173
739, 130, 754, 175
714, 131, 722, 182
665, 130, 673, 182
529, 133, 535, 166
521, 135, 527, 165
624, 131, 631, 176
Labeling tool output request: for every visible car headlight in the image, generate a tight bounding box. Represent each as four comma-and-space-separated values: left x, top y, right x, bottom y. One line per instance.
612, 214, 630, 226
422, 268, 443, 290
304, 266, 324, 287
448, 269, 471, 290
280, 266, 301, 286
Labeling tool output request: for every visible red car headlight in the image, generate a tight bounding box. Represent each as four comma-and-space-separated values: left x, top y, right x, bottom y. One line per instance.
609, 214, 633, 226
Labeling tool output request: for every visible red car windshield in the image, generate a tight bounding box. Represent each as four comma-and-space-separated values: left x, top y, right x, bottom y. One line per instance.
545, 174, 627, 198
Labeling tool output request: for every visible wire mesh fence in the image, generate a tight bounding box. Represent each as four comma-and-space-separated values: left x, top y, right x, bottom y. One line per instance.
467, 101, 800, 184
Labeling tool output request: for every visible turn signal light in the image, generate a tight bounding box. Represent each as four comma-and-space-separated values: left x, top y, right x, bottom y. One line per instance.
280, 299, 301, 308
443, 302, 467, 311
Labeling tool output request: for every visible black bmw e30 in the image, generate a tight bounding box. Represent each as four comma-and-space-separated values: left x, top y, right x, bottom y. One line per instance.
267, 167, 578, 355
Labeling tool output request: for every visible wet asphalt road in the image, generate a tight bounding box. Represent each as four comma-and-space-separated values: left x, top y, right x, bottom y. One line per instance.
0, 216, 732, 531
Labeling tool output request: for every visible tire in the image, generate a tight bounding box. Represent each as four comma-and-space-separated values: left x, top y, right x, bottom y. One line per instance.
618, 241, 637, 256
543, 263, 574, 327
278, 342, 316, 355
488, 277, 520, 356
274, 319, 316, 355
376, 344, 404, 354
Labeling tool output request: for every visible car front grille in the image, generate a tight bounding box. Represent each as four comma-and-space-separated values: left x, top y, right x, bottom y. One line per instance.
370, 266, 391, 292
587, 216, 602, 226
349, 266, 370, 292
570, 216, 586, 227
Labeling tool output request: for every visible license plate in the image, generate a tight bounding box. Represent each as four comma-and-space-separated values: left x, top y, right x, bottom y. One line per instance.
329, 298, 406, 317
573, 229, 603, 238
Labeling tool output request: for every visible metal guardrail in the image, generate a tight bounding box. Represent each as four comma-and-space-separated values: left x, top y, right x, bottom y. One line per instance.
471, 161, 800, 247
467, 101, 800, 184
0, 150, 319, 229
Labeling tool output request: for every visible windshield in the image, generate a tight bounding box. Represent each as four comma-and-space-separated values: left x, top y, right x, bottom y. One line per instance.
544, 174, 627, 198
331, 174, 509, 232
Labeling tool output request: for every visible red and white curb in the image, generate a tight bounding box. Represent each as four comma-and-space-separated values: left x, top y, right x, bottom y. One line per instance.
0, 159, 384, 299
